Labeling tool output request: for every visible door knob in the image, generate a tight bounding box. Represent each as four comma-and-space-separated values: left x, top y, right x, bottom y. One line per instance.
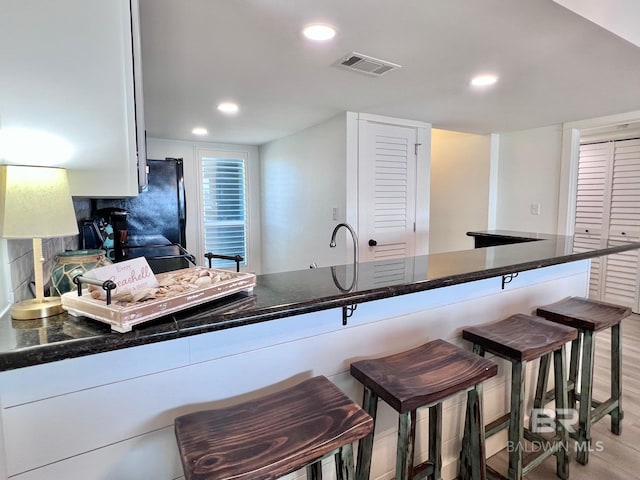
368, 239, 377, 247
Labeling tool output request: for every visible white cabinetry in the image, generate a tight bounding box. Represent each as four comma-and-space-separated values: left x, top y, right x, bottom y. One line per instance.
0, 0, 146, 197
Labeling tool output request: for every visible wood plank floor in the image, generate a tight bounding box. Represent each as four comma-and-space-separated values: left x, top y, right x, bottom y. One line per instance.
487, 313, 640, 479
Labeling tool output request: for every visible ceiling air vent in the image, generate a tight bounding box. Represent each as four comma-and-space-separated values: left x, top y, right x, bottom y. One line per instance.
334, 52, 401, 77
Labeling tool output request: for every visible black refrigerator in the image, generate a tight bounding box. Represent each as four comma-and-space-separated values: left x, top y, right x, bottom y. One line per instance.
93, 158, 194, 273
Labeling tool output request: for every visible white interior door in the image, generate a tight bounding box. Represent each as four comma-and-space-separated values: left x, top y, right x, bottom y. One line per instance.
602, 139, 640, 310
358, 119, 418, 263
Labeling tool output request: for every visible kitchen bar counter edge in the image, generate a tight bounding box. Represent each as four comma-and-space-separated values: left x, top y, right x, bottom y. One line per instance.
1, 231, 637, 372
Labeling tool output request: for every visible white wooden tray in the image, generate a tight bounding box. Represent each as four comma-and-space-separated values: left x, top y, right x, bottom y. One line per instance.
61, 267, 256, 332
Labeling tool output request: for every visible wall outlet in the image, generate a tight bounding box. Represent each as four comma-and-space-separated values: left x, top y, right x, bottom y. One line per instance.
332, 207, 339, 221
530, 203, 541, 215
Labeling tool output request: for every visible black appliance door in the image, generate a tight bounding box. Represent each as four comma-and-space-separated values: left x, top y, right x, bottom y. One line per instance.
94, 158, 186, 247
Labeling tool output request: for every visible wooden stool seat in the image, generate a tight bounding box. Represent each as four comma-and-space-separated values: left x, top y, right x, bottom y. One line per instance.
174, 376, 374, 480
351, 339, 498, 480
462, 313, 577, 361
351, 339, 498, 413
537, 296, 630, 332
463, 314, 578, 480
534, 296, 630, 465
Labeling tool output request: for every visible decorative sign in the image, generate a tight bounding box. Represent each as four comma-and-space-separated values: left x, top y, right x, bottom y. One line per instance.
83, 257, 159, 294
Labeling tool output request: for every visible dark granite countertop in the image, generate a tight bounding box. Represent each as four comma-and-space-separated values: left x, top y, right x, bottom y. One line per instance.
466, 229, 557, 241
1, 231, 639, 372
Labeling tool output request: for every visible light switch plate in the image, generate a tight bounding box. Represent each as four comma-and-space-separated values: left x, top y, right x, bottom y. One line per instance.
530, 203, 541, 215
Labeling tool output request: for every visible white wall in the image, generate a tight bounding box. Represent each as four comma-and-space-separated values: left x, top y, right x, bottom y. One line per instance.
0, 241, 9, 314
146, 138, 262, 273
430, 130, 491, 253
495, 125, 563, 233
260, 114, 348, 273
553, 0, 640, 47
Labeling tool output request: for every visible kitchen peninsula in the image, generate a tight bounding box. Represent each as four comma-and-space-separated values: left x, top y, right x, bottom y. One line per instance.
0, 232, 638, 480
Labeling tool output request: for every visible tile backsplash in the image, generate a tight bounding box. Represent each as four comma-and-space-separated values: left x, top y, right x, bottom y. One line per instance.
5, 198, 89, 303
7, 236, 79, 302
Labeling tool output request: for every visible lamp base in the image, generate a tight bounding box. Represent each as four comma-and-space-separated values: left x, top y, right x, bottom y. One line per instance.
10, 297, 65, 320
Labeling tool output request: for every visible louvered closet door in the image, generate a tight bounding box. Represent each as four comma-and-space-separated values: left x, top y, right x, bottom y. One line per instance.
358, 120, 417, 263
602, 139, 640, 310
574, 142, 610, 300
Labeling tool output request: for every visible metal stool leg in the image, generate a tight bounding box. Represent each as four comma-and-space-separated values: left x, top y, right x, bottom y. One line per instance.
356, 386, 378, 480
396, 410, 417, 480
307, 460, 323, 480
508, 360, 526, 480
568, 335, 582, 410
576, 330, 595, 465
553, 345, 570, 480
335, 443, 355, 480
533, 353, 551, 409
611, 322, 623, 435
428, 403, 442, 480
459, 384, 487, 480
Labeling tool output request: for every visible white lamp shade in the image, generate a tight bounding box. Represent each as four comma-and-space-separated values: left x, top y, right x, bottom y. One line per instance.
0, 165, 79, 239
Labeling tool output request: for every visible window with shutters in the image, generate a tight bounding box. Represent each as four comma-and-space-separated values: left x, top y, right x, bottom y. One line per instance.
201, 155, 248, 269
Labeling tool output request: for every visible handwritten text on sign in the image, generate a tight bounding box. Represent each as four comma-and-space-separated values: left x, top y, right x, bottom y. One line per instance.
84, 257, 159, 294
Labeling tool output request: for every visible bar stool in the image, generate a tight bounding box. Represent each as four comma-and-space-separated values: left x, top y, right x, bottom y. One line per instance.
174, 375, 373, 480
463, 314, 577, 480
350, 339, 498, 480
534, 297, 630, 465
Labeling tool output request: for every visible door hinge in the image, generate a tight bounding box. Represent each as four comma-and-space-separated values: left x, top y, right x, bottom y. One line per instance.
413, 222, 416, 232
415, 143, 422, 156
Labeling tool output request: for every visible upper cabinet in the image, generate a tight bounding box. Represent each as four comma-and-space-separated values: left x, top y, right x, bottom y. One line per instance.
0, 0, 146, 197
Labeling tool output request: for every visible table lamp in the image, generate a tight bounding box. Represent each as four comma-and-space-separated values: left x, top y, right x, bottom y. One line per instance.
0, 165, 79, 319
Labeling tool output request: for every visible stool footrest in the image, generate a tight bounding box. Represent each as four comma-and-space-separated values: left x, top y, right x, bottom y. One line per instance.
485, 413, 510, 438
522, 441, 563, 476
411, 459, 435, 480
591, 398, 620, 424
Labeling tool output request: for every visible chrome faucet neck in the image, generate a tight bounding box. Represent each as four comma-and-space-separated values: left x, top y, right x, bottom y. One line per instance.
329, 222, 359, 265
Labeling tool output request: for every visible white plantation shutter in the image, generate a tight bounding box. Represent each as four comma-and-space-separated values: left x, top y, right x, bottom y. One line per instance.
201, 157, 247, 268
575, 138, 640, 311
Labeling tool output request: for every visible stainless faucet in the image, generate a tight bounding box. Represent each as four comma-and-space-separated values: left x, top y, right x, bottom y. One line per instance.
330, 222, 359, 265
330, 223, 359, 325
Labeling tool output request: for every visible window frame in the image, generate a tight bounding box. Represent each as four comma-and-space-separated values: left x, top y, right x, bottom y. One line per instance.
196, 149, 254, 271
195, 148, 260, 273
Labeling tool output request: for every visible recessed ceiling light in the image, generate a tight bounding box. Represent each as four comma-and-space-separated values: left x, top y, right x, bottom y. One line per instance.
302, 24, 336, 41
471, 74, 498, 87
192, 127, 208, 135
217, 102, 239, 114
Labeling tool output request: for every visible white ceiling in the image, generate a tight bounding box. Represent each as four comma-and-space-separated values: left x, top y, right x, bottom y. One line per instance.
139, 0, 640, 146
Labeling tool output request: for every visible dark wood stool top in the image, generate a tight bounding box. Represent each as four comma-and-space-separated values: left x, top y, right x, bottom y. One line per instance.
537, 297, 631, 332
174, 375, 373, 480
350, 339, 498, 414
463, 314, 578, 362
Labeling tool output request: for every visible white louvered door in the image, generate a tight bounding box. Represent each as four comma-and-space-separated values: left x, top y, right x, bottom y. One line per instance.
602, 139, 640, 309
574, 142, 610, 299
358, 120, 418, 263
575, 138, 640, 311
